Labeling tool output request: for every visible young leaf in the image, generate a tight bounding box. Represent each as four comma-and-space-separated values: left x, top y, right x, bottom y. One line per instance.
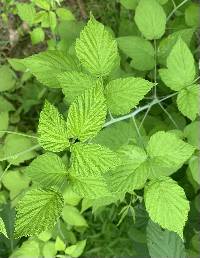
62, 205, 88, 227
38, 101, 69, 152
30, 27, 45, 45
26, 152, 68, 188
67, 85, 107, 142
147, 131, 195, 178
189, 155, 200, 184
21, 50, 79, 88
144, 176, 190, 239
70, 143, 121, 177
0, 65, 15, 92
117, 36, 155, 71
14, 188, 64, 238
177, 84, 199, 121
70, 173, 110, 198
184, 121, 200, 149
147, 220, 186, 258
105, 77, 153, 115
159, 38, 196, 91
106, 145, 149, 193
0, 217, 8, 238
65, 240, 87, 257
75, 15, 119, 77
57, 71, 100, 103
16, 3, 36, 26
134, 0, 166, 40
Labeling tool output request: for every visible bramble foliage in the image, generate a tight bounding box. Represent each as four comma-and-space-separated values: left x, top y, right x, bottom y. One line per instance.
0, 0, 199, 257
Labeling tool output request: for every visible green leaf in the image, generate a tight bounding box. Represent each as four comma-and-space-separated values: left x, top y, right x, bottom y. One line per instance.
26, 152, 68, 188
147, 220, 186, 258
67, 85, 107, 142
38, 100, 69, 152
10, 240, 40, 258
177, 84, 199, 121
117, 36, 155, 71
185, 3, 199, 28
65, 240, 86, 257
55, 236, 66, 251
42, 242, 56, 257
134, 0, 166, 40
58, 71, 100, 103
62, 205, 88, 227
16, 3, 36, 26
30, 27, 45, 45
0, 112, 9, 137
159, 38, 196, 91
70, 143, 121, 177
184, 121, 200, 149
144, 176, 190, 239
105, 77, 153, 115
1, 134, 37, 165
33, 0, 50, 10
0, 65, 15, 92
189, 156, 200, 184
119, 0, 139, 10
75, 15, 119, 76
106, 145, 149, 193
14, 188, 64, 238
49, 11, 57, 32
21, 50, 79, 88
157, 28, 195, 65
56, 8, 75, 21
0, 217, 8, 238
70, 173, 110, 198
147, 131, 195, 178
0, 96, 15, 112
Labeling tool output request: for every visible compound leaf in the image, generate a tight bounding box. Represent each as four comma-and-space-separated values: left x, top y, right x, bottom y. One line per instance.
177, 84, 199, 121
105, 77, 153, 115
26, 152, 68, 188
57, 71, 99, 103
75, 15, 119, 77
70, 143, 121, 177
159, 38, 196, 91
38, 101, 69, 152
145, 176, 190, 239
67, 85, 107, 142
134, 0, 166, 40
147, 220, 186, 258
21, 50, 79, 88
14, 188, 64, 238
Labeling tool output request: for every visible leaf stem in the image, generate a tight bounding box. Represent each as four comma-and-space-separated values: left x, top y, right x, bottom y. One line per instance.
167, 0, 190, 22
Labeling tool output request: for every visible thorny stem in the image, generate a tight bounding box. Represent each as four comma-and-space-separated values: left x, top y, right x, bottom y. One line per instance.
0, 144, 40, 162
0, 130, 38, 139
166, 0, 190, 22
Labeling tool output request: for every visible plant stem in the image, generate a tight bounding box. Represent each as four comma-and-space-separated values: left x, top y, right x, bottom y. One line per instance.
0, 130, 38, 139
153, 39, 157, 98
167, 0, 190, 22
158, 101, 179, 129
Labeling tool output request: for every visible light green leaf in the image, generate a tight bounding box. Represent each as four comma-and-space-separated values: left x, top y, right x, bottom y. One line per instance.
117, 36, 155, 71
55, 236, 66, 251
157, 28, 195, 65
0, 96, 15, 112
0, 65, 15, 92
184, 121, 200, 149
147, 131, 194, 178
70, 173, 110, 198
58, 71, 100, 103
16, 3, 36, 26
0, 112, 9, 137
49, 11, 57, 32
33, 0, 50, 10
70, 143, 121, 177
119, 0, 139, 10
75, 15, 119, 76
62, 205, 88, 227
145, 176, 190, 239
134, 0, 166, 40
189, 156, 200, 184
106, 145, 149, 193
14, 188, 64, 238
65, 240, 86, 257
185, 3, 199, 28
147, 220, 186, 258
26, 152, 68, 188
105, 77, 153, 115
56, 8, 75, 21
177, 84, 199, 121
159, 38, 196, 91
67, 85, 107, 142
1, 134, 37, 165
30, 27, 45, 45
10, 240, 40, 258
0, 217, 8, 238
63, 185, 81, 206
42, 241, 56, 257
21, 50, 79, 88
38, 100, 69, 152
